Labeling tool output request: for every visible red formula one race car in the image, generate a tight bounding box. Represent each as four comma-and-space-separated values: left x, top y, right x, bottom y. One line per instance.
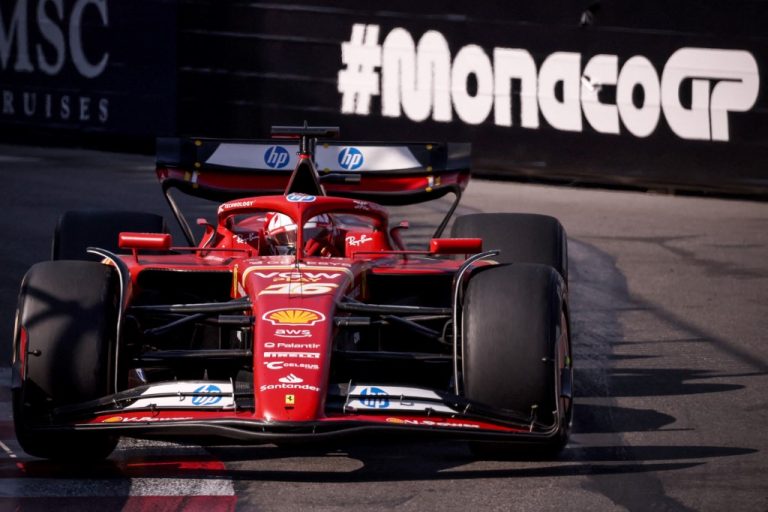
11, 125, 572, 460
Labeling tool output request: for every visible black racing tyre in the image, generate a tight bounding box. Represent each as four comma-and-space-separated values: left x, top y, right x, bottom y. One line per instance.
12, 261, 120, 460
462, 264, 572, 456
53, 210, 167, 260
451, 213, 568, 281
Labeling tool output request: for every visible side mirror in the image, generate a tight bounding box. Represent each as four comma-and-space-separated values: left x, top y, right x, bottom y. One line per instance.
119, 232, 172, 252
429, 238, 482, 255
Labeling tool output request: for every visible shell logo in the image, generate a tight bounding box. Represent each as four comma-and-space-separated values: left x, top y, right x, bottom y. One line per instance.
102, 416, 123, 423
262, 308, 326, 326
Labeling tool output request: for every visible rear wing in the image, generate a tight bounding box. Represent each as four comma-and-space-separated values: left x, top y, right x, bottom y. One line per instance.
156, 138, 471, 205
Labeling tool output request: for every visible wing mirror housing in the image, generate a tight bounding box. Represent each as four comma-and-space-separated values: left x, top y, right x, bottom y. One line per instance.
429, 238, 482, 255
119, 232, 172, 252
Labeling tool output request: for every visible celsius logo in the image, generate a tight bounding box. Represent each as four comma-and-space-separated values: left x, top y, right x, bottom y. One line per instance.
264, 361, 320, 371
192, 384, 222, 406
265, 146, 290, 169
360, 386, 390, 408
338, 147, 364, 170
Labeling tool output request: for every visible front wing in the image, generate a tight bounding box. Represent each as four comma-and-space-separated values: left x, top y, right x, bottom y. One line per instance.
35, 381, 564, 444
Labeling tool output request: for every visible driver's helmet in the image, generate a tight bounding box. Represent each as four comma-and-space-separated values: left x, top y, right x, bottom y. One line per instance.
265, 212, 337, 255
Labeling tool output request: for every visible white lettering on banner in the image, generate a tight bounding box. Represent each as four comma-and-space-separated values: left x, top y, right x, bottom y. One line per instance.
37, 0, 64, 75
0, 89, 108, 122
538, 52, 582, 132
661, 48, 760, 141
0, 0, 32, 71
0, 0, 109, 78
337, 23, 760, 142
381, 28, 452, 122
1, 0, 111, 125
617, 56, 660, 138
70, 0, 109, 78
493, 48, 538, 129
581, 54, 619, 134
338, 23, 380, 115
451, 44, 494, 125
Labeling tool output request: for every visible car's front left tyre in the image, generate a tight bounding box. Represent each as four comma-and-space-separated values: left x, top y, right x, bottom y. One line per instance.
461, 263, 573, 457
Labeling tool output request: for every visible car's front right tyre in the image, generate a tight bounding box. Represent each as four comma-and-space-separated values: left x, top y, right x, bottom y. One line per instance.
12, 261, 120, 460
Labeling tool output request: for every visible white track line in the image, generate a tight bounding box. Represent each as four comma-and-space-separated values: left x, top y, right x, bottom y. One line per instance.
0, 440, 17, 459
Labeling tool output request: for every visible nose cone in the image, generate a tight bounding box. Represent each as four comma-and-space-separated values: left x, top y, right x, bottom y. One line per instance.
256, 305, 329, 421
243, 263, 354, 422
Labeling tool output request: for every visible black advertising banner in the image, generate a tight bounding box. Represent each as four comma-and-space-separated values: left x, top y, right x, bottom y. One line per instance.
0, 0, 177, 136
178, 1, 768, 195
2, 1, 767, 195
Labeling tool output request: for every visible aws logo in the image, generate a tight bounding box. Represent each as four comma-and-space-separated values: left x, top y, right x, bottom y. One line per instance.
275, 328, 312, 338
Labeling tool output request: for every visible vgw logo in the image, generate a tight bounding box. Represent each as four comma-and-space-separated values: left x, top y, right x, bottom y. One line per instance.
338, 147, 364, 170
360, 386, 389, 408
191, 384, 222, 406
264, 146, 290, 169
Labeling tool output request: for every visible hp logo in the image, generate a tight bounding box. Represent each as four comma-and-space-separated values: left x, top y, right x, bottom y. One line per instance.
286, 193, 316, 202
264, 146, 290, 169
338, 147, 364, 170
192, 384, 222, 406
360, 386, 389, 409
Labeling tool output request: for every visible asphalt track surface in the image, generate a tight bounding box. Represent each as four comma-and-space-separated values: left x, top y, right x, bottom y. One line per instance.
0, 145, 767, 511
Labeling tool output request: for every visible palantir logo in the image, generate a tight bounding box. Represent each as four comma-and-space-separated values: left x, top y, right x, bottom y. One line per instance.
192, 384, 222, 406
265, 146, 290, 169
338, 147, 364, 170
360, 386, 390, 408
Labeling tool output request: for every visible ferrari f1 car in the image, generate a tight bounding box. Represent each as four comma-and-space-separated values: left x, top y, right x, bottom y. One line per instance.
11, 125, 572, 460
